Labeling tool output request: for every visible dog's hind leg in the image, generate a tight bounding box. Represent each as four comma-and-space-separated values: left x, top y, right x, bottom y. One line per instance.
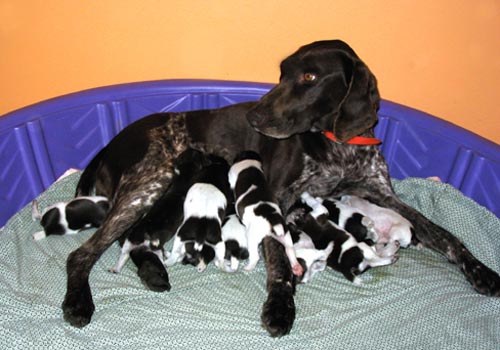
63, 160, 180, 326
338, 171, 500, 297
62, 199, 151, 327
369, 193, 500, 296
260, 236, 296, 337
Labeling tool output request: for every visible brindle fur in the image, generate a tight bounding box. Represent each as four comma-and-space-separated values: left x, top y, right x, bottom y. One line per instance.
62, 40, 500, 336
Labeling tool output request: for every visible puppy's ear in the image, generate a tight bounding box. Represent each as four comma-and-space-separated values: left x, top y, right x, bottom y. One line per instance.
333, 61, 380, 142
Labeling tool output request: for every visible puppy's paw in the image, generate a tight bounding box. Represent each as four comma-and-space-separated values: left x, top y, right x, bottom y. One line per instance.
62, 283, 95, 328
243, 263, 257, 272
352, 276, 363, 286
108, 266, 120, 274
261, 284, 295, 337
32, 231, 47, 240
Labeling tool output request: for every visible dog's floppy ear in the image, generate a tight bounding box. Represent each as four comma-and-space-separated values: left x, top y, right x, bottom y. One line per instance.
333, 60, 380, 142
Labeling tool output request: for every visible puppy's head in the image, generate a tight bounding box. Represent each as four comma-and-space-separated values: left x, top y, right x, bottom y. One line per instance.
247, 40, 380, 142
174, 148, 208, 176
294, 241, 334, 284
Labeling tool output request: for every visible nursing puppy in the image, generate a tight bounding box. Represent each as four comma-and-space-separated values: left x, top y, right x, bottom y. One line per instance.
310, 194, 379, 245
228, 151, 303, 276
165, 155, 231, 269
220, 214, 249, 272
296, 194, 398, 285
109, 148, 207, 277
302, 193, 403, 257
337, 195, 414, 249
286, 199, 333, 284
291, 229, 334, 284
32, 196, 109, 240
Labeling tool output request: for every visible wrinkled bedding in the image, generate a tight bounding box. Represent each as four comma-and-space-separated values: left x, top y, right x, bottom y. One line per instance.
1, 172, 499, 350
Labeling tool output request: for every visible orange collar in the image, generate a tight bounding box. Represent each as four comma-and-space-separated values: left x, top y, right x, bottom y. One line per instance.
323, 131, 382, 145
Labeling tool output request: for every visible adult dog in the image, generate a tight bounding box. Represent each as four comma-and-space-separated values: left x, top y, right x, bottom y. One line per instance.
62, 40, 500, 336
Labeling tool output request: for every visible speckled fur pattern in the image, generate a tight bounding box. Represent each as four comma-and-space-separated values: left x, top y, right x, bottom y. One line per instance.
63, 113, 191, 327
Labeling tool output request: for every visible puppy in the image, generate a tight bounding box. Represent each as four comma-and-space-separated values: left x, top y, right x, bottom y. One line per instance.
302, 193, 404, 258
315, 194, 407, 257
310, 194, 379, 244
228, 151, 303, 276
32, 196, 109, 240
338, 195, 413, 248
165, 155, 231, 269
286, 200, 334, 284
291, 229, 334, 284
295, 194, 398, 285
109, 148, 207, 274
220, 214, 249, 272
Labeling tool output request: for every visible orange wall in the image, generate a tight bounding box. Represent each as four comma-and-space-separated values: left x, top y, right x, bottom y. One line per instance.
1, 0, 499, 144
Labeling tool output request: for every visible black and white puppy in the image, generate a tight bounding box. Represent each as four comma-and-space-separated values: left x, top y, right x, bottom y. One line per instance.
286, 199, 333, 284
296, 193, 398, 285
337, 195, 413, 248
228, 151, 303, 276
110, 148, 208, 274
220, 213, 249, 272
316, 194, 412, 257
165, 155, 231, 270
32, 196, 109, 240
291, 229, 334, 284
318, 197, 379, 244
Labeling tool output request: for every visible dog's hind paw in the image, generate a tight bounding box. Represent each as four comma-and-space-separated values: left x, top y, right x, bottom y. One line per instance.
62, 283, 95, 328
462, 258, 500, 297
261, 283, 295, 337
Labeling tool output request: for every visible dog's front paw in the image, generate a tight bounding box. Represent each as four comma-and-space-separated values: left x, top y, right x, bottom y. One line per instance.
261, 283, 295, 337
462, 258, 500, 297
131, 248, 172, 292
137, 260, 172, 292
62, 283, 95, 328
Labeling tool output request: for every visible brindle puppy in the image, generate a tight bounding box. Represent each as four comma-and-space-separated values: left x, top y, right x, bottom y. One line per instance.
63, 40, 500, 337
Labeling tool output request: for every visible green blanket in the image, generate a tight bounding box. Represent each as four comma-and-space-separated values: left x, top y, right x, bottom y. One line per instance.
1, 173, 499, 350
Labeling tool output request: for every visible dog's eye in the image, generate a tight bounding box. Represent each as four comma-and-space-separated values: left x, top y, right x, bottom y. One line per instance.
302, 73, 317, 83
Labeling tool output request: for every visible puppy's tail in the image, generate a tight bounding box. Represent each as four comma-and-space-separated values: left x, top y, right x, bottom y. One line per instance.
75, 146, 107, 197
31, 200, 42, 221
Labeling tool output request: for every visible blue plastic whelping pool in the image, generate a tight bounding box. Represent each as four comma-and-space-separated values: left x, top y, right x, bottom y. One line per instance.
1, 79, 499, 226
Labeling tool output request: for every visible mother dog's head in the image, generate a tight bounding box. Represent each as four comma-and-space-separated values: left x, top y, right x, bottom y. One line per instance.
247, 40, 380, 142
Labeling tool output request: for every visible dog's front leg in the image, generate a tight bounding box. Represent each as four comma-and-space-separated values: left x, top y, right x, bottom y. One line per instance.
260, 236, 296, 337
